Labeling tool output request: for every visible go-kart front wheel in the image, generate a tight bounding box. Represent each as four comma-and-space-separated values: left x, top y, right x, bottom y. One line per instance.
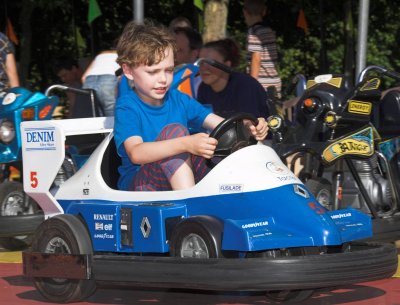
169, 216, 223, 258
30, 214, 96, 303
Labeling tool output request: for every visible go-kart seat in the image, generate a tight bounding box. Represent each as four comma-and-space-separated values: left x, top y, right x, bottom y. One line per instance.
376, 88, 400, 137
101, 138, 121, 190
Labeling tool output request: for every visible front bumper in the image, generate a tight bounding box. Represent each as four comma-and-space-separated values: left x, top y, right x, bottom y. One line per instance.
23, 242, 397, 291
0, 214, 44, 237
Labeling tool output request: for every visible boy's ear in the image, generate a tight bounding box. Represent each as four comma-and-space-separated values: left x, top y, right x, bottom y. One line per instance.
121, 63, 134, 80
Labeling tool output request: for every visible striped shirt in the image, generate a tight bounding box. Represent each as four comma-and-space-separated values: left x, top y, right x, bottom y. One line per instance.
0, 32, 14, 92
246, 23, 281, 95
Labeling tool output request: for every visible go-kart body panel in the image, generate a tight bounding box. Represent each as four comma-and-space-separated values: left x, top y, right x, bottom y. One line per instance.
21, 118, 372, 253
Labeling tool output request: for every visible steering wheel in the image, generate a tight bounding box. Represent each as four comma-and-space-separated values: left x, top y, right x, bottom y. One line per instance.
207, 113, 259, 168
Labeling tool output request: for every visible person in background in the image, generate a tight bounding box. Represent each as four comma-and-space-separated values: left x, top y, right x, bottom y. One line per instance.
54, 56, 93, 118
82, 50, 120, 116
197, 38, 269, 119
114, 21, 269, 191
173, 27, 203, 66
243, 0, 281, 96
0, 32, 19, 92
168, 16, 192, 31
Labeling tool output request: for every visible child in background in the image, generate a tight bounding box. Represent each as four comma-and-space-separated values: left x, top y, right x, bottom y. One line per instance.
243, 0, 281, 96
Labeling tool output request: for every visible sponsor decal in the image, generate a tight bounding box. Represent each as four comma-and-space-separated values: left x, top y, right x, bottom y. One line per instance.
95, 222, 113, 231
141, 217, 151, 238
93, 233, 114, 239
252, 232, 272, 238
94, 214, 114, 221
348, 100, 372, 115
322, 127, 374, 162
330, 212, 352, 219
241, 221, 269, 229
276, 175, 297, 182
83, 188, 89, 195
219, 184, 243, 193
266, 161, 287, 174
24, 127, 56, 151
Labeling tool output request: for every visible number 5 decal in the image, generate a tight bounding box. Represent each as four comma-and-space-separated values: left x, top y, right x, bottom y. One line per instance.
30, 171, 38, 188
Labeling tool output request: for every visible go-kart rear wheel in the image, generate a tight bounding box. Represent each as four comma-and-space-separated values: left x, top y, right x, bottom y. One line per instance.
31, 214, 96, 303
170, 217, 223, 258
0, 181, 39, 250
305, 178, 333, 210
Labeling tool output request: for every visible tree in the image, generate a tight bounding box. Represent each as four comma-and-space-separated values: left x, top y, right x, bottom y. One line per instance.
203, 0, 229, 43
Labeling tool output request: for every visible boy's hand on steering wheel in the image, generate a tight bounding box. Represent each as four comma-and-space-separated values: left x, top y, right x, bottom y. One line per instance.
187, 133, 218, 159
246, 117, 269, 141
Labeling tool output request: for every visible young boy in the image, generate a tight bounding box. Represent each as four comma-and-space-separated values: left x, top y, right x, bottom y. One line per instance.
243, 0, 281, 96
114, 21, 269, 192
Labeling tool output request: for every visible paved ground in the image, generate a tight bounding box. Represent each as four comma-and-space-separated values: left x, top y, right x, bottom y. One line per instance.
1, 249, 400, 305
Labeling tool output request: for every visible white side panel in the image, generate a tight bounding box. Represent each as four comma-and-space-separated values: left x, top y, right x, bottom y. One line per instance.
55, 140, 302, 202
21, 117, 114, 217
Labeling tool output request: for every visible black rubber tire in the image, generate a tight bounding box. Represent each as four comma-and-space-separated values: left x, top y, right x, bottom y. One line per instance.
247, 248, 316, 303
0, 181, 38, 250
305, 177, 333, 210
266, 289, 315, 303
31, 214, 96, 303
170, 217, 223, 258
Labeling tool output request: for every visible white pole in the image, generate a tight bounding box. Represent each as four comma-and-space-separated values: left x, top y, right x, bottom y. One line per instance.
134, 0, 144, 23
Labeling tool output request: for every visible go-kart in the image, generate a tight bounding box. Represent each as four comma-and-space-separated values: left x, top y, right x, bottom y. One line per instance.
20, 112, 397, 303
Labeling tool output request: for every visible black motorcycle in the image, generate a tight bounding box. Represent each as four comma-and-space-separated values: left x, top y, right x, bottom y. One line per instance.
268, 65, 400, 242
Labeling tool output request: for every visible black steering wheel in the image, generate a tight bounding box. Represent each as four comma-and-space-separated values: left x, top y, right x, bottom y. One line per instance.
207, 113, 259, 168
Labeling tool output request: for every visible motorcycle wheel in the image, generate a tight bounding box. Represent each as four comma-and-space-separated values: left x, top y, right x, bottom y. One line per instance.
31, 215, 96, 303
0, 181, 39, 250
305, 178, 333, 210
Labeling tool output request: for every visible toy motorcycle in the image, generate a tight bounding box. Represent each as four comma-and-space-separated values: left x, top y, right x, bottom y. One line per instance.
0, 85, 100, 250
268, 65, 400, 242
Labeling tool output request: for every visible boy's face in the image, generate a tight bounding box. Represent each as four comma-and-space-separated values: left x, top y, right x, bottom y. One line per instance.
122, 47, 175, 105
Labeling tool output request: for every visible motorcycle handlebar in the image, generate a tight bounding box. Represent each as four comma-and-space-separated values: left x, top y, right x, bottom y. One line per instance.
45, 84, 94, 97
194, 58, 233, 74
357, 65, 400, 84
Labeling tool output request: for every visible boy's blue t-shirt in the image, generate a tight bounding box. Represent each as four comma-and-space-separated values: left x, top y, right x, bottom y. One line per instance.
114, 88, 212, 190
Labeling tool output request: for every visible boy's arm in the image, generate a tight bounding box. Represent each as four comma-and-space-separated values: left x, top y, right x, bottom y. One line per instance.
202, 113, 224, 131
250, 52, 261, 79
124, 133, 218, 164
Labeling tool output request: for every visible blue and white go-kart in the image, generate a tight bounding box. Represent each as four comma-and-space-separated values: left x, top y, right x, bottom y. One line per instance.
20, 113, 397, 303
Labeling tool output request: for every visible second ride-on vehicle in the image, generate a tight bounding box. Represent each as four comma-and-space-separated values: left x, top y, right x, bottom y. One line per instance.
0, 85, 101, 250
268, 65, 400, 242
20, 113, 397, 303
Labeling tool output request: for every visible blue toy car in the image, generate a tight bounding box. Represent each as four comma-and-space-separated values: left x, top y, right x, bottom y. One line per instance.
20, 113, 397, 303
0, 87, 57, 250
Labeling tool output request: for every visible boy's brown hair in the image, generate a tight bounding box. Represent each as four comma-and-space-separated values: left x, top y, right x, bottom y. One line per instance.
116, 21, 177, 68
243, 0, 266, 16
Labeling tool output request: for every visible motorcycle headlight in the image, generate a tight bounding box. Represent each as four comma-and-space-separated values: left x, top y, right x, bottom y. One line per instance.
0, 120, 15, 144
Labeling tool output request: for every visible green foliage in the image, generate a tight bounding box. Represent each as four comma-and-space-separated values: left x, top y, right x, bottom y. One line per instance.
4, 0, 400, 93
